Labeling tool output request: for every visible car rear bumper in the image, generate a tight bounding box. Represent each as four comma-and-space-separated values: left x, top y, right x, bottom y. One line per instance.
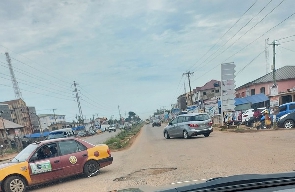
98, 156, 113, 168
189, 127, 213, 136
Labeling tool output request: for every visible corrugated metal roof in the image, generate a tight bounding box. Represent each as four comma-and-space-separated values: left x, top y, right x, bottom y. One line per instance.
236, 65, 295, 90
199, 80, 220, 91
0, 119, 24, 129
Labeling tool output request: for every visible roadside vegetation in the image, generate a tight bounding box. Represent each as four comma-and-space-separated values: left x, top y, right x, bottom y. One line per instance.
104, 123, 143, 150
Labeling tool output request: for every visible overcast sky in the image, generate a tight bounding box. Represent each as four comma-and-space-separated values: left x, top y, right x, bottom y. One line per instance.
0, 0, 294, 121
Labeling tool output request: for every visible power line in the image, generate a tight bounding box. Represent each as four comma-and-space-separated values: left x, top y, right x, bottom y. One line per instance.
0, 83, 75, 102
8, 55, 72, 85
0, 71, 73, 96
170, 76, 184, 105
192, 10, 295, 82
281, 46, 295, 52
192, 0, 284, 74
277, 34, 295, 41
0, 75, 72, 98
0, 48, 73, 85
236, 50, 265, 75
0, 61, 73, 91
78, 86, 111, 110
280, 39, 295, 44
187, 0, 258, 71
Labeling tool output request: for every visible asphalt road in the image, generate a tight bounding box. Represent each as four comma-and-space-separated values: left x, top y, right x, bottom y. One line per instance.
84, 129, 121, 145
30, 124, 295, 192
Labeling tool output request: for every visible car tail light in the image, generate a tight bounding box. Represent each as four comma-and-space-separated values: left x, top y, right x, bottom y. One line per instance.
107, 148, 111, 156
243, 114, 248, 117
208, 121, 213, 126
189, 124, 199, 128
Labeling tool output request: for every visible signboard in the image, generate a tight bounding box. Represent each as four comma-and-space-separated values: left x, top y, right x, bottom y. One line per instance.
269, 86, 278, 96
221, 63, 236, 112
270, 96, 279, 107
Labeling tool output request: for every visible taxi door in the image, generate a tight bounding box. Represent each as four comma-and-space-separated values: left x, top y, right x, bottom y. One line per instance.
58, 140, 88, 177
28, 143, 63, 184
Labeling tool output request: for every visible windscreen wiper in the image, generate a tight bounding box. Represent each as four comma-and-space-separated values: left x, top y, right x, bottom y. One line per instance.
158, 171, 295, 192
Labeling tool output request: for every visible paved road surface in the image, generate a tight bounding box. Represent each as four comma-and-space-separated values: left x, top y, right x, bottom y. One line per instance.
85, 130, 121, 145
31, 125, 295, 192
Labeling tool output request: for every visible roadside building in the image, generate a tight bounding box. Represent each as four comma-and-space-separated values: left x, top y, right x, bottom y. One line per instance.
0, 104, 12, 121
235, 65, 295, 106
28, 106, 40, 131
0, 99, 32, 134
38, 114, 66, 130
0, 119, 24, 140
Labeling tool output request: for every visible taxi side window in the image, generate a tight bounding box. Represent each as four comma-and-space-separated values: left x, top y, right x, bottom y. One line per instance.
30, 143, 58, 161
59, 140, 87, 155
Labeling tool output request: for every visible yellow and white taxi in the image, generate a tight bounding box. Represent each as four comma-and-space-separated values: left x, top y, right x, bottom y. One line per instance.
0, 137, 113, 192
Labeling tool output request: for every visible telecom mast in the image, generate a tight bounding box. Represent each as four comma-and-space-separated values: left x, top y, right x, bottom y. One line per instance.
5, 52, 22, 99
73, 81, 84, 122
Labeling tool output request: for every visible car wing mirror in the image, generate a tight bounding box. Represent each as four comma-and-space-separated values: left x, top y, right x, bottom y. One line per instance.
30, 156, 38, 163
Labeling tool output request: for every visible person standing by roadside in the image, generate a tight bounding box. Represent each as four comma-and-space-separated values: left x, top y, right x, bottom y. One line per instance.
253, 108, 261, 128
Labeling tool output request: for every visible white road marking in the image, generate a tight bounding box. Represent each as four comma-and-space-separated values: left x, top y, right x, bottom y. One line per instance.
171, 179, 207, 185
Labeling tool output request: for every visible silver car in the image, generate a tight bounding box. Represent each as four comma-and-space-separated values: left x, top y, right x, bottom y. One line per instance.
163, 113, 213, 139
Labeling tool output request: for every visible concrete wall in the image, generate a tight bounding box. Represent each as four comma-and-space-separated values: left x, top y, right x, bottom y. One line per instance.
236, 79, 295, 98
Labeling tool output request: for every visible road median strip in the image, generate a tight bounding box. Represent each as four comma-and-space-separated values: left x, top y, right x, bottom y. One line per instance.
104, 123, 143, 150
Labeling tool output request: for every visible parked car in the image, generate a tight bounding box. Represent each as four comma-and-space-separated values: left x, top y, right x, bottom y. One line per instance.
77, 131, 87, 137
163, 113, 213, 139
152, 120, 161, 127
242, 107, 266, 123
47, 128, 75, 140
87, 129, 96, 136
108, 125, 116, 132
277, 112, 295, 129
0, 137, 113, 192
261, 102, 295, 122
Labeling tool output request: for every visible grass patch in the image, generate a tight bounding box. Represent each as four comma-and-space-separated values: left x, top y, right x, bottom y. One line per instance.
104, 123, 143, 150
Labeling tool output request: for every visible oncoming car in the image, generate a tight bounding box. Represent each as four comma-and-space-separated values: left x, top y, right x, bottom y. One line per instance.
0, 138, 113, 192
164, 113, 213, 139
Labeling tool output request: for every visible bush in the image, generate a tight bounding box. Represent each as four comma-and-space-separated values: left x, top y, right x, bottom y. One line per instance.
104, 123, 143, 150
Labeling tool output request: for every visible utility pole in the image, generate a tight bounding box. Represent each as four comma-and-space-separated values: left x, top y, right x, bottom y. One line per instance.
183, 71, 194, 106
268, 40, 280, 129
73, 81, 84, 125
118, 105, 122, 125
265, 38, 270, 74
52, 109, 57, 125
269, 40, 280, 87
5, 52, 22, 99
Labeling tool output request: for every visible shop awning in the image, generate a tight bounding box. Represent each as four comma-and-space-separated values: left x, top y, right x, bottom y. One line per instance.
235, 93, 269, 105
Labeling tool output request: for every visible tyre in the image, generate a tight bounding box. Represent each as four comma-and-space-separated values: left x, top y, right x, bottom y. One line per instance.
83, 160, 99, 177
204, 133, 210, 137
164, 131, 170, 139
3, 176, 27, 192
284, 120, 294, 129
183, 130, 190, 139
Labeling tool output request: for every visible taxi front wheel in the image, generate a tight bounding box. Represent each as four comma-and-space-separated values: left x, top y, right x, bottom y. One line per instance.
3, 175, 27, 192
83, 160, 99, 177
